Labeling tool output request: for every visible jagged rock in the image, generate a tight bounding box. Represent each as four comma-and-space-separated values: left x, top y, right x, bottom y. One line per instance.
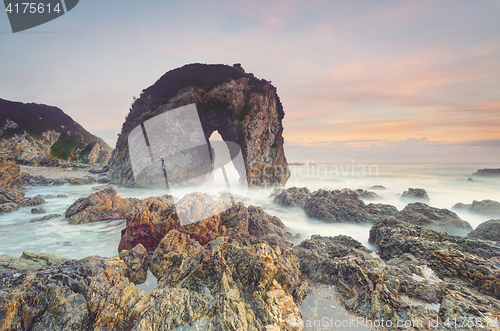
39, 156, 59, 167
119, 243, 149, 284
0, 156, 22, 189
468, 219, 500, 242
1, 210, 306, 330
452, 199, 500, 216
294, 235, 441, 328
0, 254, 213, 330
396, 202, 472, 234
80, 142, 101, 164
108, 63, 290, 187
66, 176, 96, 185
31, 207, 47, 214
0, 252, 68, 271
272, 186, 310, 207
96, 149, 111, 164
0, 189, 43, 214
30, 213, 61, 222
401, 188, 430, 201
64, 188, 142, 224
473, 168, 500, 176
303, 189, 380, 223
365, 203, 399, 217
369, 218, 500, 300
119, 193, 296, 253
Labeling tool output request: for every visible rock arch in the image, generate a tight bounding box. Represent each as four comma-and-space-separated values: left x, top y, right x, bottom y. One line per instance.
108, 63, 290, 187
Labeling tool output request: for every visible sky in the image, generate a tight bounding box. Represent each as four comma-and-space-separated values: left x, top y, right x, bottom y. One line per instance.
1, 0, 499, 163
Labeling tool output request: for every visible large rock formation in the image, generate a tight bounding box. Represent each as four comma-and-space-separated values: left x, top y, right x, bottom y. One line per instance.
0, 98, 112, 165
108, 63, 290, 187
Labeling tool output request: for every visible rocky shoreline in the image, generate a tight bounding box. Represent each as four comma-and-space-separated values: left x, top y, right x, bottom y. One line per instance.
2, 156, 500, 329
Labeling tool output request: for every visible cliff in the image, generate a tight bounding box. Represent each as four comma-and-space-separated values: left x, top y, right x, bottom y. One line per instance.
0, 98, 112, 165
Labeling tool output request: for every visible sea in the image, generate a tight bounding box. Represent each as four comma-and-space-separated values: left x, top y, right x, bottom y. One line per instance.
1, 162, 499, 330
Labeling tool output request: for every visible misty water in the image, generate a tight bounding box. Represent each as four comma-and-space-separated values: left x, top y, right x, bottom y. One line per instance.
1, 162, 499, 330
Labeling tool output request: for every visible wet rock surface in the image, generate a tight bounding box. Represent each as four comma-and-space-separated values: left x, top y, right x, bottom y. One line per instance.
108, 63, 290, 187
64, 188, 142, 224
294, 235, 441, 329
453, 199, 500, 216
396, 202, 472, 234
30, 213, 61, 222
468, 219, 500, 242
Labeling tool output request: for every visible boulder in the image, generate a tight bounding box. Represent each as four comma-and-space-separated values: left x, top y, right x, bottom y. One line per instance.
119, 193, 296, 253
0, 156, 22, 189
108, 63, 290, 187
452, 199, 500, 216
396, 202, 472, 234
64, 188, 142, 224
365, 202, 399, 217
468, 219, 500, 242
350, 188, 378, 199
272, 186, 310, 207
401, 188, 430, 201
303, 189, 379, 223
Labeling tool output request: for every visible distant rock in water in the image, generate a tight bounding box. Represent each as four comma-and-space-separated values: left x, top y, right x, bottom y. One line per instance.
303, 189, 396, 223
468, 219, 500, 242
272, 186, 311, 207
0, 98, 112, 165
369, 185, 386, 190
473, 168, 500, 176
467, 177, 473, 181
108, 63, 289, 187
453, 199, 500, 216
65, 188, 142, 224
400, 187, 430, 201
396, 202, 472, 234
